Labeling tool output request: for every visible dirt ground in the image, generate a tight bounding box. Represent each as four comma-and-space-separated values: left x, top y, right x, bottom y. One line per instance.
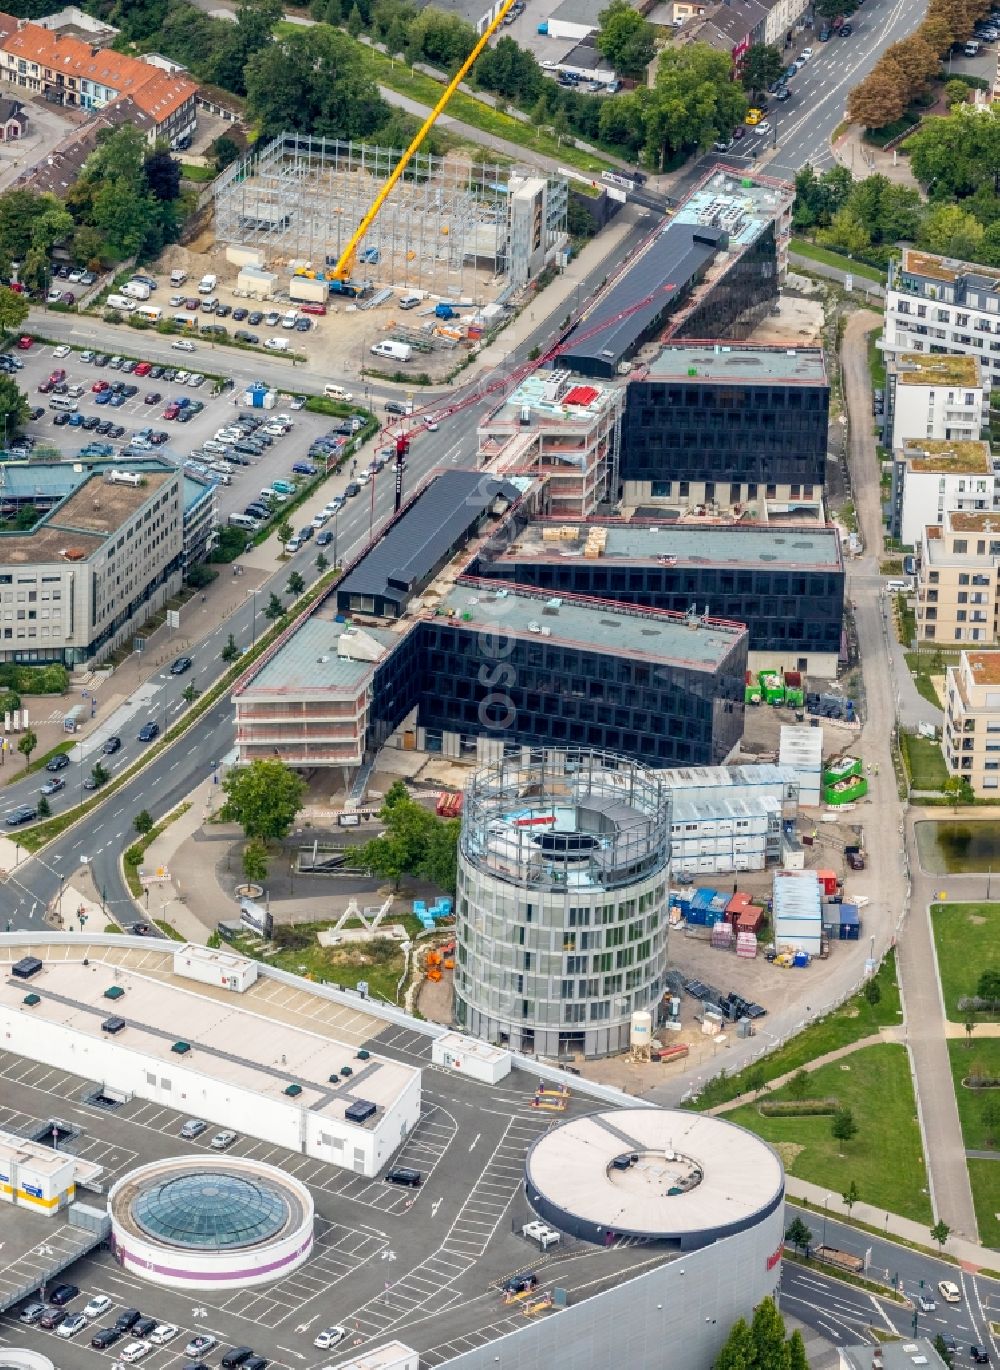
417, 967, 455, 1024
748, 275, 825, 346
739, 700, 861, 762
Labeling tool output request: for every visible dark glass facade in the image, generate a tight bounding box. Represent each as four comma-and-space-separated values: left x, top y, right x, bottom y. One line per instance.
622, 371, 829, 489
469, 557, 844, 659
368, 618, 747, 769
671, 224, 779, 343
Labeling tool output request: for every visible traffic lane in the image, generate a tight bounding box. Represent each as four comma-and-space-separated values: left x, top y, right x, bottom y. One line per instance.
780, 1263, 882, 1344
787, 1205, 1000, 1354
765, 0, 919, 178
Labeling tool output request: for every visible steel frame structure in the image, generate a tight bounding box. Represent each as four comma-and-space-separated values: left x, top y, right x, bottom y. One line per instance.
214, 134, 567, 297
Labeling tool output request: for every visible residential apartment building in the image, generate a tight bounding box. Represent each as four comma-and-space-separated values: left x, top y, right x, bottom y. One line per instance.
182, 475, 219, 570
890, 438, 999, 547
944, 650, 1000, 795
886, 353, 985, 451
916, 511, 1000, 645
0, 13, 197, 143
621, 341, 829, 514
884, 248, 1000, 393
0, 462, 183, 666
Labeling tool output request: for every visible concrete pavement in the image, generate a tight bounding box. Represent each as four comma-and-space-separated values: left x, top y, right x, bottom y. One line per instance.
841, 310, 980, 1242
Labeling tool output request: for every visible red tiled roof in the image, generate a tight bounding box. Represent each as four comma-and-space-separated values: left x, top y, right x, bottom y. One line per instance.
0, 13, 197, 123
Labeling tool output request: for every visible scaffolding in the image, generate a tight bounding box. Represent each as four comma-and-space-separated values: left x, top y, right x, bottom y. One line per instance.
214, 134, 568, 298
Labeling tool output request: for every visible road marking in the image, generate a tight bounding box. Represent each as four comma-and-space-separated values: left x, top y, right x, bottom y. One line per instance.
468, 1132, 480, 1150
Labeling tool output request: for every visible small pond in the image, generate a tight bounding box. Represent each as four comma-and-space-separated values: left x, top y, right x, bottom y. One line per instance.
915, 819, 1000, 874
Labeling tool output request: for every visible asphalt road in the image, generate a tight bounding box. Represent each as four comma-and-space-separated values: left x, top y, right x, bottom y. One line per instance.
781, 1206, 1000, 1357
3, 214, 654, 933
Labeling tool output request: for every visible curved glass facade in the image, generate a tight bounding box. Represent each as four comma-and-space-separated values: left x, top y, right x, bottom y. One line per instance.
133, 1172, 288, 1249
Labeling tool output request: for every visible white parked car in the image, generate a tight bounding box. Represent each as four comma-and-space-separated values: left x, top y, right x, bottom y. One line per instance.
314, 1326, 347, 1351
799, 45, 813, 58
119, 1341, 152, 1363
57, 1312, 88, 1338
149, 1323, 179, 1345
756, 120, 771, 135
312, 511, 330, 528
53, 344, 71, 358
171, 338, 195, 352
83, 1294, 113, 1319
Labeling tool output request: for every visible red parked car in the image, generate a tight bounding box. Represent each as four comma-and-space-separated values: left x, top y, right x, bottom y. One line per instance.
300, 303, 327, 316
16, 335, 32, 349
134, 361, 152, 376
92, 380, 109, 393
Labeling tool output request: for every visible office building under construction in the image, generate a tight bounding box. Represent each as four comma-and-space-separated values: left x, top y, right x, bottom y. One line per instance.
213, 134, 568, 296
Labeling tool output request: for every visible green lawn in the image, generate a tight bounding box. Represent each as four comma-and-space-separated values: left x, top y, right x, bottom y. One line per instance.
181, 162, 215, 183
727, 1043, 932, 1223
868, 325, 886, 389
947, 1039, 1000, 1150
790, 238, 886, 284
896, 592, 916, 649
689, 953, 902, 1110
905, 651, 956, 709
226, 919, 412, 1004
931, 903, 1000, 1021
274, 21, 615, 178
901, 733, 948, 791
968, 1160, 1000, 1250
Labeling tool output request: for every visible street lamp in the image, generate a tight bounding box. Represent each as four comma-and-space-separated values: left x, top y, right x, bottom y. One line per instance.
247, 587, 258, 649
822, 1195, 829, 1248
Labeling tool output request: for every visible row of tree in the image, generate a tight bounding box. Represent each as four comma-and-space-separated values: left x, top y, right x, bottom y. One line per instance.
713, 1296, 807, 1370
847, 0, 993, 130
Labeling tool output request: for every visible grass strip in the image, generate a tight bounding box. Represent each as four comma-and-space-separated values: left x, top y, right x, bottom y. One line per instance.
790, 238, 886, 284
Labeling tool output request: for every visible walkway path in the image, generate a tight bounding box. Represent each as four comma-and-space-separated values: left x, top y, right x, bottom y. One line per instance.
706, 1029, 904, 1116
841, 309, 980, 1241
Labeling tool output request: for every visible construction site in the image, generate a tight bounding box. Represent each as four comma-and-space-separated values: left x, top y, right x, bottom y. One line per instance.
213, 134, 569, 299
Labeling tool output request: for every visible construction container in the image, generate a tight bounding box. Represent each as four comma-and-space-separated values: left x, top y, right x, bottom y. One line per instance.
816, 869, 838, 896
838, 904, 861, 940
745, 671, 762, 704
736, 906, 764, 934
783, 670, 805, 707
758, 670, 786, 704
792, 950, 812, 968
289, 274, 329, 304
822, 773, 868, 805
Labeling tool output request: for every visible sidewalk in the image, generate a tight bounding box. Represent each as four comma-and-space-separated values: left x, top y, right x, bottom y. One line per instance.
786, 1176, 998, 1272
125, 778, 226, 943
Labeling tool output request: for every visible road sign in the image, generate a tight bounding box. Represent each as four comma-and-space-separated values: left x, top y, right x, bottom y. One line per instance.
167, 610, 180, 629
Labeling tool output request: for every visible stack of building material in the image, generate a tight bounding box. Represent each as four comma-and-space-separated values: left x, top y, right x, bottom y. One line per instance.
736, 931, 758, 958
711, 921, 733, 950
541, 524, 577, 541
583, 526, 607, 558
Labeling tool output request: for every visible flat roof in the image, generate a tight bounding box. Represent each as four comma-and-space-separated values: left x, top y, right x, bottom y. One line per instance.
0, 1127, 105, 1187
428, 580, 746, 668
945, 511, 1000, 532
489, 370, 621, 425
901, 246, 1000, 291
53, 469, 173, 535
893, 352, 981, 388
493, 519, 842, 570
0, 952, 418, 1124
247, 617, 397, 696
525, 1109, 783, 1240
644, 342, 826, 385
901, 439, 992, 474
338, 471, 522, 608
0, 525, 104, 564
965, 650, 1000, 685
841, 1341, 947, 1370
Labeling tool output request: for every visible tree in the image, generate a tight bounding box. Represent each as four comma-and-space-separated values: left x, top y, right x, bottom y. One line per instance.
946, 78, 971, 108
356, 780, 460, 892
785, 1215, 813, 1254
598, 91, 648, 159
792, 163, 853, 230
749, 1296, 788, 1370
246, 26, 390, 141
134, 809, 154, 835
277, 519, 294, 544
787, 1331, 809, 1370
17, 729, 36, 769
842, 1179, 860, 1215
596, 0, 656, 78
883, 35, 940, 94
90, 761, 109, 788
745, 1063, 767, 1096
264, 592, 285, 621
0, 284, 28, 334
473, 35, 543, 102
241, 837, 269, 884
815, 0, 858, 16
977, 969, 1000, 1001
646, 44, 748, 168
832, 1108, 859, 1144
788, 1069, 811, 1100
0, 374, 30, 443
714, 1317, 754, 1370
846, 60, 908, 130
863, 976, 882, 1007
920, 12, 955, 53
907, 106, 1000, 203
143, 147, 183, 203
741, 44, 783, 96
919, 202, 986, 261
286, 570, 305, 596
210, 134, 243, 172
210, 0, 283, 95
315, 552, 329, 573
944, 774, 974, 808
965, 1017, 976, 1047
817, 207, 872, 257
220, 757, 306, 843
930, 1219, 951, 1251
36, 795, 50, 818
980, 1094, 1000, 1147
181, 682, 200, 704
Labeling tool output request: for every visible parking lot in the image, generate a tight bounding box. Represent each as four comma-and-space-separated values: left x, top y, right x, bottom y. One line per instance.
9, 338, 367, 525
0, 1004, 645, 1370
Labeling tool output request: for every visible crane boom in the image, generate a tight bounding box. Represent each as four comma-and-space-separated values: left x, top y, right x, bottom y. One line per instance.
332, 0, 520, 285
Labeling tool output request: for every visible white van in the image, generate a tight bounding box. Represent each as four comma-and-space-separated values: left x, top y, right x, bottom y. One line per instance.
886, 578, 914, 594
107, 293, 137, 312
49, 396, 79, 412
229, 513, 259, 530
124, 279, 151, 300
198, 273, 218, 294
137, 305, 162, 323
264, 337, 289, 352
169, 269, 188, 287
371, 340, 412, 362
324, 384, 354, 401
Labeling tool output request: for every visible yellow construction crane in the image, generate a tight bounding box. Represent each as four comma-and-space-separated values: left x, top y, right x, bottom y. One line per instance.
331, 0, 521, 293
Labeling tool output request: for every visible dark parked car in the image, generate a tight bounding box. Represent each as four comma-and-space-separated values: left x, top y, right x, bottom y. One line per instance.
386, 1166, 421, 1187
248, 310, 263, 326
6, 805, 37, 826
137, 721, 160, 742
47, 752, 70, 772
971, 1349, 990, 1365
49, 1284, 80, 1306
132, 1317, 158, 1338
91, 1327, 124, 1349
220, 1348, 255, 1368
169, 656, 193, 675
39, 1308, 67, 1330
114, 1308, 143, 1333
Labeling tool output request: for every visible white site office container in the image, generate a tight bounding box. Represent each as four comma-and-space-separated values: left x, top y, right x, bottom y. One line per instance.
172, 943, 259, 993
432, 1032, 512, 1084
